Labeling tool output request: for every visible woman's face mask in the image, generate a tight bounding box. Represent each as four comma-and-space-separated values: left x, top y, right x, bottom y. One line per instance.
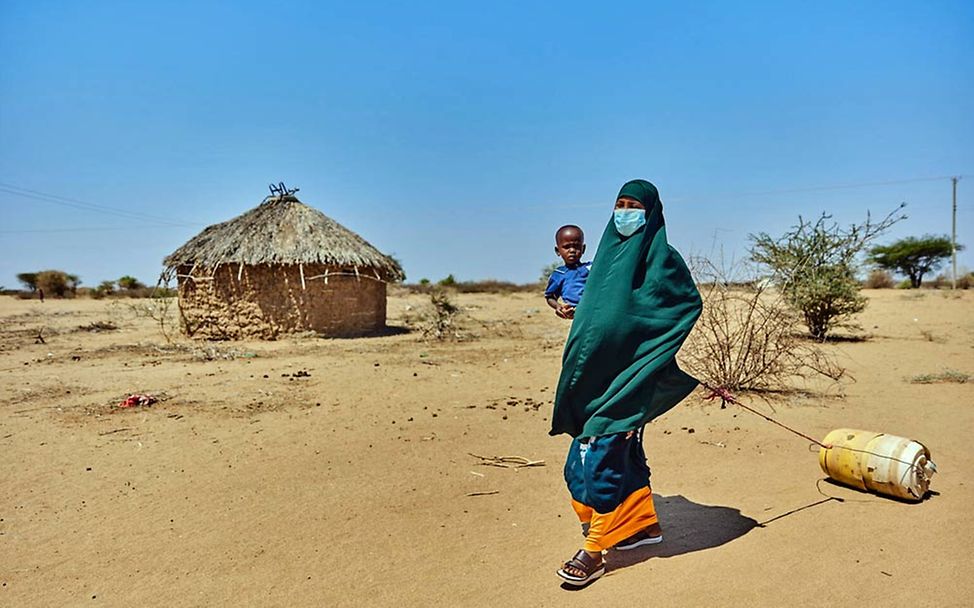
613, 208, 646, 237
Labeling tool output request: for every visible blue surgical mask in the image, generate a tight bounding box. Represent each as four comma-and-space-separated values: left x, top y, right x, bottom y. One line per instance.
614, 208, 646, 237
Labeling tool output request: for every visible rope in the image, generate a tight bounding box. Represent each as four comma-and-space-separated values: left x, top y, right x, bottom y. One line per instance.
701, 383, 830, 448
701, 382, 930, 489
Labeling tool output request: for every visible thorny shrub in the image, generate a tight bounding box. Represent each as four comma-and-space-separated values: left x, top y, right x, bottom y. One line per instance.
409, 288, 463, 341
681, 257, 845, 394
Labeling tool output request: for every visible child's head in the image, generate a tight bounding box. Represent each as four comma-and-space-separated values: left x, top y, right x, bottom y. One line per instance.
555, 225, 585, 266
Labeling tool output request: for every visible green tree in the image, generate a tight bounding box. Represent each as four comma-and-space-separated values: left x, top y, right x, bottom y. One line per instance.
438, 274, 457, 287
868, 235, 961, 288
117, 275, 144, 290
750, 206, 904, 339
16, 272, 39, 292
35, 270, 70, 298
540, 261, 561, 284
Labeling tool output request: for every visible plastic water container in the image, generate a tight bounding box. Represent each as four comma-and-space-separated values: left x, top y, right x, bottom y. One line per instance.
818, 428, 937, 501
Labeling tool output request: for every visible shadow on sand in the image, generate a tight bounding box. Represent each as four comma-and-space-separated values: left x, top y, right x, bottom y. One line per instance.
314, 324, 413, 339
561, 493, 758, 590
606, 494, 758, 572
563, 483, 938, 589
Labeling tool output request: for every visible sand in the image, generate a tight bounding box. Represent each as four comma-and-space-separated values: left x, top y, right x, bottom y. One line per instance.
1, 289, 972, 607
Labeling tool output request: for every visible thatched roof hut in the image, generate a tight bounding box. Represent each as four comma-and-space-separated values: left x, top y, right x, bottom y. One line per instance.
163, 190, 403, 340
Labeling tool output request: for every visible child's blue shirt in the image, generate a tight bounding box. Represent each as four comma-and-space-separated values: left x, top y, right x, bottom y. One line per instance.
544, 262, 592, 306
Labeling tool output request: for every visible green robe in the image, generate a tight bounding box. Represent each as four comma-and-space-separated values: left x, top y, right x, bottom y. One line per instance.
550, 180, 702, 438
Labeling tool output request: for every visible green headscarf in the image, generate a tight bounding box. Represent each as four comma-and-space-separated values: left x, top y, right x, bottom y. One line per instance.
550, 180, 702, 438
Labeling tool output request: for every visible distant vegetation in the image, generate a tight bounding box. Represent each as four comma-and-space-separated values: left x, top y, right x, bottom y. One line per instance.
750, 206, 904, 340
869, 235, 961, 288
540, 261, 560, 283
402, 276, 540, 295
863, 269, 896, 289
12, 270, 171, 299
16, 272, 39, 292
117, 275, 145, 290
16, 270, 81, 298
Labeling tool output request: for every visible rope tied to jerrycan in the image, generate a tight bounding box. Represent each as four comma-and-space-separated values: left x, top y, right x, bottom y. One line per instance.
701, 383, 830, 448
700, 382, 936, 500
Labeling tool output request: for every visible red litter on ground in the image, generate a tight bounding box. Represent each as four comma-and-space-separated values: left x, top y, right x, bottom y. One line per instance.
118, 394, 157, 408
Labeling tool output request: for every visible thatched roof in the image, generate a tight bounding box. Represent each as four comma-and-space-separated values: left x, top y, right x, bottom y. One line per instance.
163, 194, 404, 281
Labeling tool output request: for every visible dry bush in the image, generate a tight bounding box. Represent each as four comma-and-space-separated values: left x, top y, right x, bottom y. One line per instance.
864, 270, 895, 289
930, 272, 974, 290
127, 294, 179, 343
406, 288, 463, 341
682, 258, 845, 393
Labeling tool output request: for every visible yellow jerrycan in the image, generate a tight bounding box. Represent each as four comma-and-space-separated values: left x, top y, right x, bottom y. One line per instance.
818, 428, 936, 501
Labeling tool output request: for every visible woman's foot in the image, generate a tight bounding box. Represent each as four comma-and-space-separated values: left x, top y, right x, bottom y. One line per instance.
613, 522, 663, 551
556, 549, 605, 586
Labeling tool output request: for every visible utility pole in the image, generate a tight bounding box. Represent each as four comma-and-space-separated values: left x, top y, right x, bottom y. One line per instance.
952, 176, 959, 289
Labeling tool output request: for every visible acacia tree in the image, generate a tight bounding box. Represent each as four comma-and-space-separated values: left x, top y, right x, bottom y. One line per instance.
750, 206, 904, 340
16, 272, 39, 292
117, 275, 144, 290
868, 235, 961, 288
35, 270, 71, 297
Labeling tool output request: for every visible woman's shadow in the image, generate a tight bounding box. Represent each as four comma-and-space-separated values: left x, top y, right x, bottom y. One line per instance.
606, 494, 757, 572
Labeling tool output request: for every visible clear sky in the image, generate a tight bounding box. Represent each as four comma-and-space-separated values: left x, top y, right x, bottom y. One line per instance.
1, 1, 972, 288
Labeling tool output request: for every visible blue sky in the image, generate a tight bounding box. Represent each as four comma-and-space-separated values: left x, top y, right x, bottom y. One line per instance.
1, 1, 972, 288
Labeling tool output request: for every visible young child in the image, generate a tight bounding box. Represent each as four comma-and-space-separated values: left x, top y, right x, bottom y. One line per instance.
544, 225, 590, 319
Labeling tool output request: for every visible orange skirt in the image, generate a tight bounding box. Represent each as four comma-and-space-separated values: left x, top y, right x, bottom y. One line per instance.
572, 486, 658, 552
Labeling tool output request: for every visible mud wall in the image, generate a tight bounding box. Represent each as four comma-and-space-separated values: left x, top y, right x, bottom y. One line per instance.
176, 264, 387, 339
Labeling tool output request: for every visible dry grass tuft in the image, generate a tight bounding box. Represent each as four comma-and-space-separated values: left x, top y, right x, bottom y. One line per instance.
909, 370, 970, 384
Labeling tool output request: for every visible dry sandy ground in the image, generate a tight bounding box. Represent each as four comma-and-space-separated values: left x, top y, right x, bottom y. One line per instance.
1, 289, 972, 607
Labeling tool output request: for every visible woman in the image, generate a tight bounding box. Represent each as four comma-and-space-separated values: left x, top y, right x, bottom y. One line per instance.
551, 179, 702, 586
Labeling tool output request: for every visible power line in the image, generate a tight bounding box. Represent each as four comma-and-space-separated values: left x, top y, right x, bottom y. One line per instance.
557, 174, 970, 209
0, 182, 201, 227
699, 174, 967, 198
0, 225, 194, 234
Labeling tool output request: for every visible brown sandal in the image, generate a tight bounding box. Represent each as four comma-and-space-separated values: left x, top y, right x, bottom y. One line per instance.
557, 550, 605, 586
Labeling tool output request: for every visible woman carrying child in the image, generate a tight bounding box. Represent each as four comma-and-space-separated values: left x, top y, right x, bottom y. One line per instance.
550, 179, 702, 586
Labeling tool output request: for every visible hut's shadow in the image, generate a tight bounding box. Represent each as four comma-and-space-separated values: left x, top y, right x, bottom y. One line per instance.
605, 494, 757, 573
314, 324, 413, 339
374, 324, 412, 337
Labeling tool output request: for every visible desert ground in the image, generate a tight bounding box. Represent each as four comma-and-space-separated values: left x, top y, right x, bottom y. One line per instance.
1, 289, 972, 607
